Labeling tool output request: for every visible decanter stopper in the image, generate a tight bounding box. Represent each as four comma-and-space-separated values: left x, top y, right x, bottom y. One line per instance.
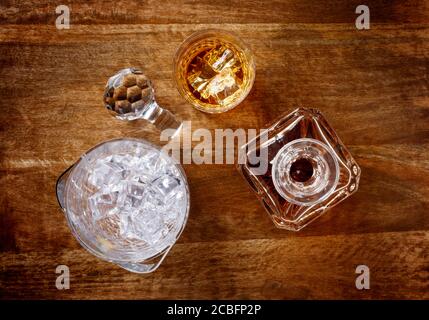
103, 68, 182, 134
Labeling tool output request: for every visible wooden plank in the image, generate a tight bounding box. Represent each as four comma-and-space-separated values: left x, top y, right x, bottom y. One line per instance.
1, 0, 428, 24
0, 231, 427, 299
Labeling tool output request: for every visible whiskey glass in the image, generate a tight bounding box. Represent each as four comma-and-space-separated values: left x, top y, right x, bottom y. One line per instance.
56, 138, 190, 273
174, 30, 256, 113
237, 108, 361, 231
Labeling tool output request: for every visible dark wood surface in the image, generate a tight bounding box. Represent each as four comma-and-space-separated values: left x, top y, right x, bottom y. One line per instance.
0, 1, 428, 299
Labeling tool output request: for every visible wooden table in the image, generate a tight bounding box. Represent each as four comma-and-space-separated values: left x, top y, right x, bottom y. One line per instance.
0, 1, 428, 299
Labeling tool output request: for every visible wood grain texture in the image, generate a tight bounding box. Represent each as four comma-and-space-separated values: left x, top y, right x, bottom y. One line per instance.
1, 0, 429, 24
0, 1, 428, 300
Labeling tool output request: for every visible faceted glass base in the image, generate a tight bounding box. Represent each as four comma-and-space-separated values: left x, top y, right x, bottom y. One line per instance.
238, 108, 361, 231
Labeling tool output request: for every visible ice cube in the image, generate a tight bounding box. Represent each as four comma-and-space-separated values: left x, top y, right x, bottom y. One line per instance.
187, 64, 217, 93
154, 154, 170, 173
152, 175, 181, 198
109, 154, 136, 179
135, 151, 159, 173
187, 45, 241, 103
105, 158, 124, 171
136, 171, 154, 184
188, 46, 236, 90
163, 207, 179, 223
201, 67, 240, 102
126, 181, 146, 199
88, 189, 119, 221
115, 181, 146, 213
141, 187, 165, 211
89, 161, 122, 187
132, 151, 172, 184
140, 210, 162, 233
160, 188, 186, 223
206, 46, 236, 72
118, 193, 143, 212
128, 209, 166, 244
144, 225, 168, 245
110, 154, 125, 165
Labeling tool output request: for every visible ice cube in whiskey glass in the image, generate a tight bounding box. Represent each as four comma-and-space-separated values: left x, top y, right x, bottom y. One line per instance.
174, 30, 255, 113
237, 108, 360, 231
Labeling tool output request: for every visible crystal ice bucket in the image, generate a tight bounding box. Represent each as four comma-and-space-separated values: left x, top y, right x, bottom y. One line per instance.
56, 138, 190, 273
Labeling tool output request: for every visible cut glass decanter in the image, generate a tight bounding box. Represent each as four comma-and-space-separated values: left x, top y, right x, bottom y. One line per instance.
238, 108, 361, 231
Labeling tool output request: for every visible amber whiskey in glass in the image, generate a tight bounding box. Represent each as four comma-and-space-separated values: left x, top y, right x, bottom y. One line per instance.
174, 30, 255, 113
237, 108, 361, 231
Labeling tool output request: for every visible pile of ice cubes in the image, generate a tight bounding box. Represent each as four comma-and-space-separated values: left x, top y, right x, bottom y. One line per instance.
86, 147, 187, 246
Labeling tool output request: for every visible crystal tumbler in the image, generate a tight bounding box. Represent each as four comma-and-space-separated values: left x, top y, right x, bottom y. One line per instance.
237, 108, 361, 231
56, 138, 190, 273
174, 30, 255, 113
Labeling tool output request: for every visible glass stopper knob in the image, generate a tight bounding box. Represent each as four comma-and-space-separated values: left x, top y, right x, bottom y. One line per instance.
103, 67, 182, 134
